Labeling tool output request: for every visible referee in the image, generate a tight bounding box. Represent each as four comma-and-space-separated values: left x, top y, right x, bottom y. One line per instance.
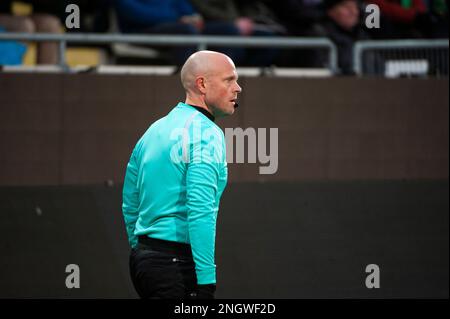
122, 50, 241, 299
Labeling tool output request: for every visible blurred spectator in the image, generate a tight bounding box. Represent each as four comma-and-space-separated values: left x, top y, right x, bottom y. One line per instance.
235, 0, 287, 35
369, 0, 426, 24
67, 0, 111, 33
269, 0, 326, 36
364, 0, 448, 38
190, 0, 285, 66
268, 0, 328, 67
323, 0, 370, 74
424, 0, 449, 37
114, 0, 244, 65
0, 0, 63, 64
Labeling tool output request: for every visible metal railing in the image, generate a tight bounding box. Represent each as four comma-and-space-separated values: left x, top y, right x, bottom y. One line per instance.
3, 33, 448, 77
353, 39, 449, 77
0, 32, 338, 73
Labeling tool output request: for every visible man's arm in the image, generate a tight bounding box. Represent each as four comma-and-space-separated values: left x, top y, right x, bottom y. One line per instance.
186, 130, 223, 285
122, 144, 141, 248
190, 0, 239, 22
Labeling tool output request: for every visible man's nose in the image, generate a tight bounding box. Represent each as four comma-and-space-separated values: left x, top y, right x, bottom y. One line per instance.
235, 82, 242, 93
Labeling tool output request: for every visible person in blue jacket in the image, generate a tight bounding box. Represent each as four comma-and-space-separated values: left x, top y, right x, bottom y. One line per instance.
123, 50, 241, 299
114, 0, 245, 65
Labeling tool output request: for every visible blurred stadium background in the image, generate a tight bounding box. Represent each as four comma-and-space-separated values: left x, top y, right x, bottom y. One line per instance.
0, 0, 448, 298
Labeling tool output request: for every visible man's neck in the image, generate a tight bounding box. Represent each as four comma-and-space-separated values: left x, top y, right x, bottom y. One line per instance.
185, 96, 213, 116
184, 97, 215, 122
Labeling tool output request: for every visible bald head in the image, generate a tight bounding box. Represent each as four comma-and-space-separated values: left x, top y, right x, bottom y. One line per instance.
180, 50, 234, 93
181, 50, 241, 117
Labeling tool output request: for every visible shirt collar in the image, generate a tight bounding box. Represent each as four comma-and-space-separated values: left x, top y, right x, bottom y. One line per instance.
186, 103, 215, 122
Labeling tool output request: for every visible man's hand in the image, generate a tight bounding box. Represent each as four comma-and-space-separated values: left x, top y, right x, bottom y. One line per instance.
196, 284, 216, 299
180, 14, 204, 31
235, 17, 254, 36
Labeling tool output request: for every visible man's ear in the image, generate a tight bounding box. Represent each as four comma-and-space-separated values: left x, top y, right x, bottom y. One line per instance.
196, 76, 207, 94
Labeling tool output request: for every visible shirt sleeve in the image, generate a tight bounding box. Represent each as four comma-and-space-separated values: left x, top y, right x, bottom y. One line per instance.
186, 127, 223, 285
122, 143, 141, 248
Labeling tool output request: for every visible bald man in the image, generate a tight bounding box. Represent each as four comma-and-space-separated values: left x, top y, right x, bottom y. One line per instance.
123, 51, 241, 299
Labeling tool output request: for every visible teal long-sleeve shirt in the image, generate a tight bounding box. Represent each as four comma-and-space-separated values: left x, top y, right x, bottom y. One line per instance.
122, 102, 228, 285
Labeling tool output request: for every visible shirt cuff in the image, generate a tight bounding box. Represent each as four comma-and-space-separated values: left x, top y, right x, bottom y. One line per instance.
196, 267, 216, 285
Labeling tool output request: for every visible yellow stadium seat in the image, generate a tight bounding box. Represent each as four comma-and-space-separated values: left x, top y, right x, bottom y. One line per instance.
66, 47, 106, 67
11, 1, 33, 16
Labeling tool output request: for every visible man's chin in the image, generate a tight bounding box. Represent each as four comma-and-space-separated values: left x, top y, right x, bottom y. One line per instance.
215, 103, 236, 117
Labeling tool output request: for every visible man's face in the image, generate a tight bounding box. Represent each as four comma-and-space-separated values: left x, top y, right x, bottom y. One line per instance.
328, 0, 360, 31
204, 59, 242, 117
